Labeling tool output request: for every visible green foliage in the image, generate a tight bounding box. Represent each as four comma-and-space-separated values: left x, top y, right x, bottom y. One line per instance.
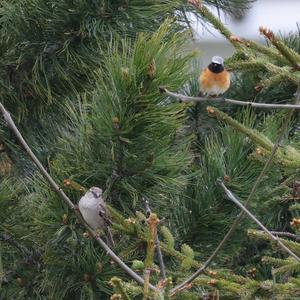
173, 110, 266, 248
161, 226, 175, 249
180, 244, 194, 270
0, 0, 188, 118
4, 1, 300, 299
53, 22, 194, 211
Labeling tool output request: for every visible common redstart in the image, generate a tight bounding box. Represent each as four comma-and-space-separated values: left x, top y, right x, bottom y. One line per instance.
199, 56, 230, 96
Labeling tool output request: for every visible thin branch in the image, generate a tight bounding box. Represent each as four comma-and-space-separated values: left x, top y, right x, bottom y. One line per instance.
159, 86, 300, 109
218, 180, 300, 262
0, 102, 158, 293
143, 197, 166, 280
170, 83, 300, 296
258, 231, 300, 242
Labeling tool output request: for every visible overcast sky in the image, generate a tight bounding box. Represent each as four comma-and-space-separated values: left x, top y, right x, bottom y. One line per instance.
193, 0, 300, 42
191, 0, 300, 65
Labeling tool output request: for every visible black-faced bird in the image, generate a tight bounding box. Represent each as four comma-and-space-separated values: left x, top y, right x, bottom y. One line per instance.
199, 56, 230, 97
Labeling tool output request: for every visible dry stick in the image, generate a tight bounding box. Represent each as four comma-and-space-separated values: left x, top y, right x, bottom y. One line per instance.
218, 179, 300, 262
143, 197, 166, 280
159, 86, 300, 110
170, 84, 300, 296
0, 102, 158, 293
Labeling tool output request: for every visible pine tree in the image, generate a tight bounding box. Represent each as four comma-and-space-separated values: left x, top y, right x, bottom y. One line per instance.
3, 0, 300, 299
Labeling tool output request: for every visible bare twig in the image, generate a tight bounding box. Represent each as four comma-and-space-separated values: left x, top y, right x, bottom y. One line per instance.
218, 179, 300, 262
143, 197, 166, 279
170, 83, 300, 296
0, 102, 158, 293
159, 86, 300, 109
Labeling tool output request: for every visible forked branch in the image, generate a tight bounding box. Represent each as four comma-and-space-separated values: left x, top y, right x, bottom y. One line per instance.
218, 179, 300, 262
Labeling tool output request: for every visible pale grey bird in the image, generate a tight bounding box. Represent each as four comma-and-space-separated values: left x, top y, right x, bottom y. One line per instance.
78, 187, 114, 247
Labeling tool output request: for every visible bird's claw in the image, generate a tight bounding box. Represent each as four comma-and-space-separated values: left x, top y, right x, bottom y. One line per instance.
72, 204, 80, 211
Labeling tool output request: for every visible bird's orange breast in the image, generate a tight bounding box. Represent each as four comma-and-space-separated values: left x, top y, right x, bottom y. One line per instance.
199, 68, 230, 95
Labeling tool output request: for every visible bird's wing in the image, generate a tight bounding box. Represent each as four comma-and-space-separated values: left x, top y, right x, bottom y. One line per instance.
98, 202, 112, 226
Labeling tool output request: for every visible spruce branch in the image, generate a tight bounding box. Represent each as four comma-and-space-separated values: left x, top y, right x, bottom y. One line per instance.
159, 86, 300, 109
170, 83, 300, 296
259, 26, 300, 71
143, 197, 166, 280
230, 37, 289, 64
111, 200, 251, 286
188, 1, 241, 48
206, 106, 274, 151
110, 277, 132, 300
249, 230, 300, 257
207, 106, 300, 167
217, 180, 300, 262
143, 213, 159, 299
226, 60, 267, 72
0, 102, 158, 293
258, 231, 300, 242
143, 268, 151, 300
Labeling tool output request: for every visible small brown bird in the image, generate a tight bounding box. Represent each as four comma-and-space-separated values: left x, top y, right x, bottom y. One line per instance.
199, 56, 230, 96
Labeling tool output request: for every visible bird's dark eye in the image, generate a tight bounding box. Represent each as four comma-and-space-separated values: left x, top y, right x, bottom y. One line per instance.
91, 191, 99, 198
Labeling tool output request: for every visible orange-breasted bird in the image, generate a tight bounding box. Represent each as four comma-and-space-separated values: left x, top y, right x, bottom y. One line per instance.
199, 56, 230, 97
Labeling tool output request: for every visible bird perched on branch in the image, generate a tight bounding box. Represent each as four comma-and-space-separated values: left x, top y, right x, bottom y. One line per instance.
78, 187, 114, 247
199, 56, 230, 97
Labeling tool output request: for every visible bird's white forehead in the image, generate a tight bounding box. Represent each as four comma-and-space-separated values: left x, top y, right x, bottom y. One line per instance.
211, 56, 224, 65
89, 186, 103, 193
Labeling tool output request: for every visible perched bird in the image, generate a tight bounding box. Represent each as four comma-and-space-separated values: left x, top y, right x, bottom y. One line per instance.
78, 187, 114, 247
199, 56, 230, 97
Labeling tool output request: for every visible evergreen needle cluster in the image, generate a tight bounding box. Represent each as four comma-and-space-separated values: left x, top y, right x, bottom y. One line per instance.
1, 0, 300, 299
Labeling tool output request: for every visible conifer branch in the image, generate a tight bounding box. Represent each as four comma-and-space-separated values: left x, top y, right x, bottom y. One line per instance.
258, 231, 300, 242
170, 83, 300, 296
0, 102, 158, 293
230, 37, 289, 64
206, 106, 274, 151
159, 86, 300, 109
144, 213, 159, 299
110, 277, 132, 300
143, 197, 166, 280
187, 1, 241, 48
259, 26, 300, 71
143, 268, 151, 300
226, 60, 267, 72
218, 180, 300, 262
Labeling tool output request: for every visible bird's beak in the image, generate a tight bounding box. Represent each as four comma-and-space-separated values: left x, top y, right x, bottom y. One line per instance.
91, 191, 101, 198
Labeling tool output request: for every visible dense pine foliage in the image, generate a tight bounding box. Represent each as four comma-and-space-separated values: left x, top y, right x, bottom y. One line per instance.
1, 0, 300, 299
